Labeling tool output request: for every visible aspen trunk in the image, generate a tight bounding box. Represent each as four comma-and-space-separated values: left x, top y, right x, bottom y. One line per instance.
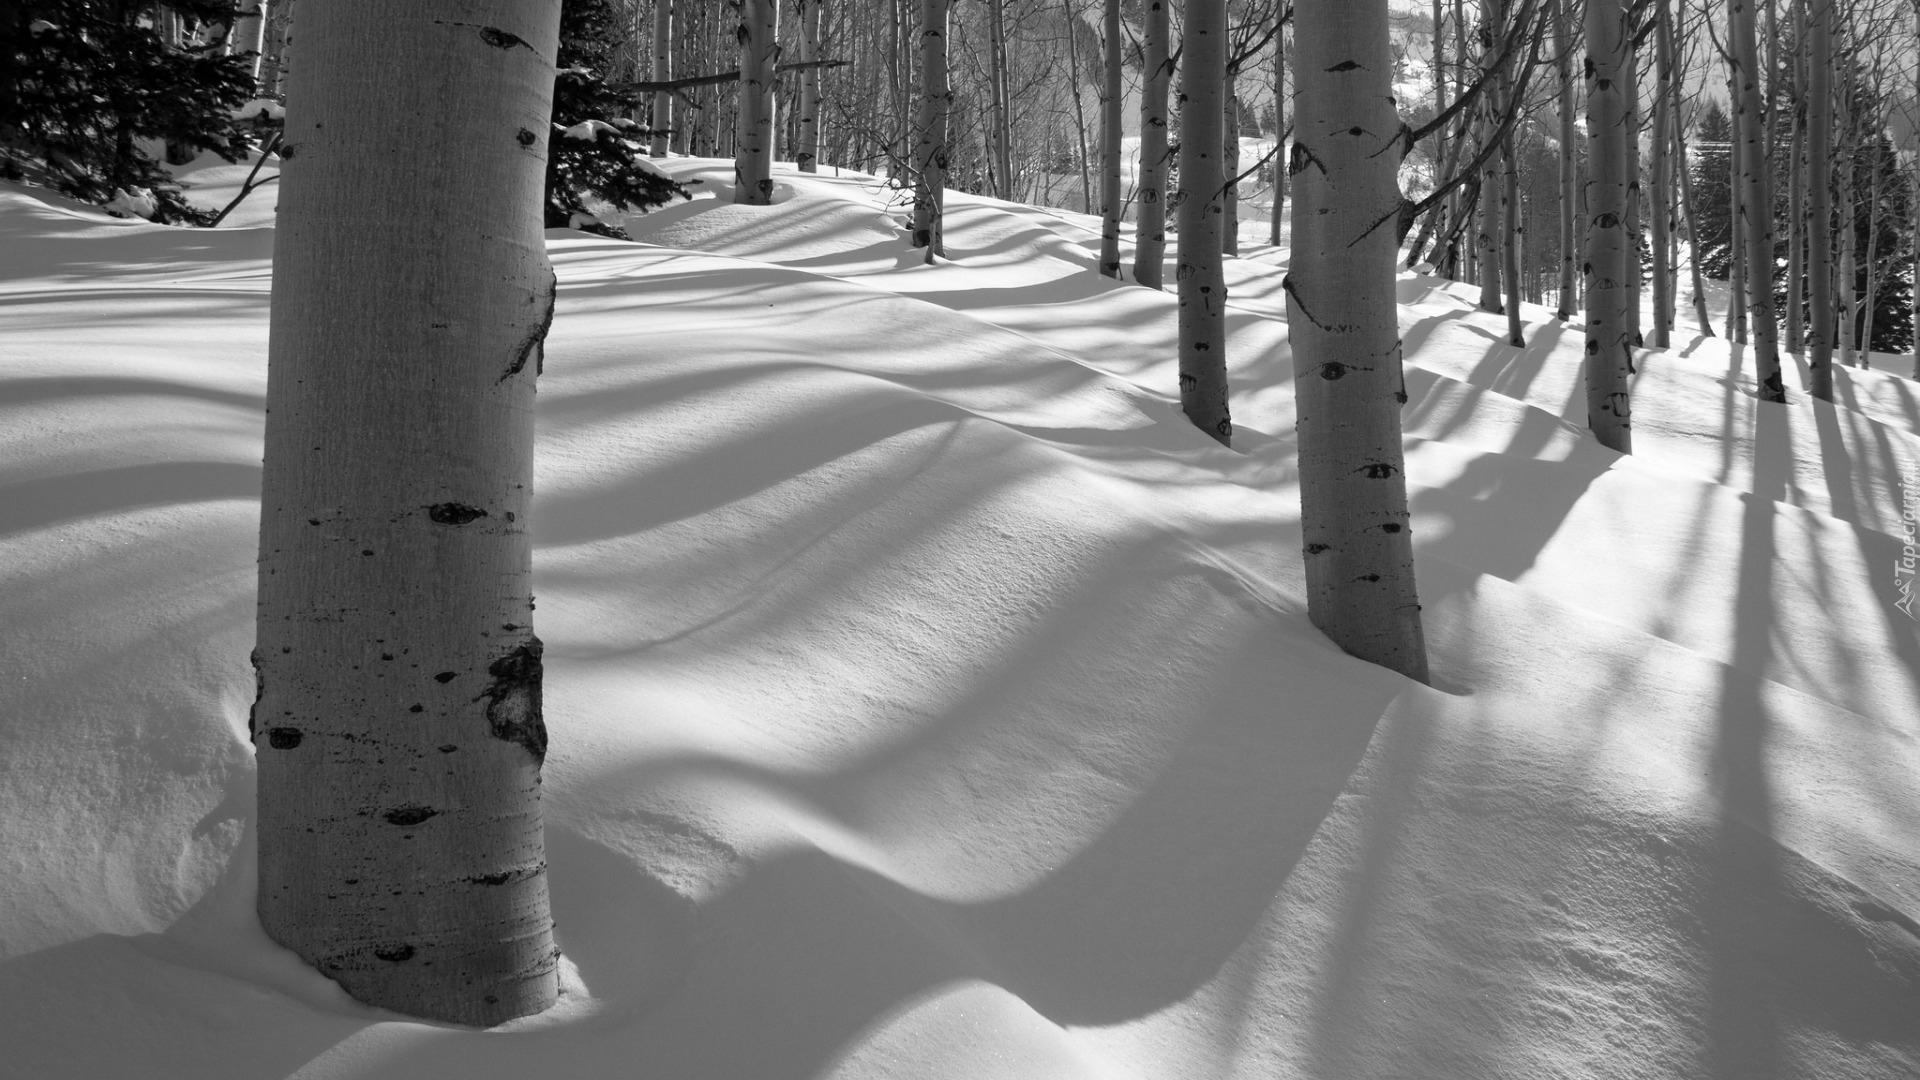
1861, 157, 1882, 360
1648, 0, 1673, 348
1783, 0, 1805, 351
1063, 0, 1094, 214
1807, 0, 1836, 397
231, 1, 266, 86
1099, 0, 1124, 276
1433, 0, 1448, 246
1624, 31, 1642, 346
911, 0, 951, 256
260, 0, 294, 97
1733, 0, 1782, 397
651, 0, 673, 156
1223, 84, 1241, 257
256, 0, 562, 1027
1475, 1, 1503, 313
1287, 0, 1429, 683
1583, 0, 1634, 453
1134, 0, 1172, 288
1838, 73, 1858, 368
986, 0, 1012, 195
1676, 89, 1716, 337
1177, 0, 1231, 445
733, 0, 780, 204
1503, 124, 1524, 344
797, 0, 824, 171
1555, 0, 1577, 319
1270, 21, 1286, 247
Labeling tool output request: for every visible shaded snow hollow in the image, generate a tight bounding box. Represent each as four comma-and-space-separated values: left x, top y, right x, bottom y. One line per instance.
0, 156, 1916, 1080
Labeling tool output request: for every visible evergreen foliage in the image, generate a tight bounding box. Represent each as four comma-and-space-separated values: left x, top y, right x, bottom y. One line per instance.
0, 0, 253, 224
545, 0, 690, 239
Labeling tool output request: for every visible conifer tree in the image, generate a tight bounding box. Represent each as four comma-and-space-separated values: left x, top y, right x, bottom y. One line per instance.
546, 0, 689, 237
0, 0, 253, 222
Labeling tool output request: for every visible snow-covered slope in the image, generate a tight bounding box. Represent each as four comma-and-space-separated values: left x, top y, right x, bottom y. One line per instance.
0, 160, 1914, 1080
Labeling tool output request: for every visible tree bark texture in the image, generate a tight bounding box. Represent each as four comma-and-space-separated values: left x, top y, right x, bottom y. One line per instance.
797, 0, 824, 171
1270, 22, 1286, 247
651, 0, 673, 156
1134, 0, 1172, 288
1475, 0, 1503, 313
733, 0, 780, 204
1648, 0, 1673, 348
1286, 0, 1430, 683
1555, 0, 1577, 319
1731, 0, 1785, 399
1099, 0, 1123, 276
1808, 0, 1835, 396
256, 0, 562, 1027
986, 0, 1013, 195
1177, 0, 1230, 444
912, 0, 951, 256
1583, 0, 1634, 453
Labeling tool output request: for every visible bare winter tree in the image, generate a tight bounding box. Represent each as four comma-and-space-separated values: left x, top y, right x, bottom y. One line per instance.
734, 0, 780, 203
912, 0, 952, 257
1134, 0, 1173, 287
1177, 0, 1232, 444
1286, 0, 1429, 682
1731, 0, 1785, 399
1583, 0, 1635, 453
254, 0, 563, 1026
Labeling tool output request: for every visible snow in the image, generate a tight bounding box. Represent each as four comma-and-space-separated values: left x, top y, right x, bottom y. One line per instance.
0, 158, 1916, 1079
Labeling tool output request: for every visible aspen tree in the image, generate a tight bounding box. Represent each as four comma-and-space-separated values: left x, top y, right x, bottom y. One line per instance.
1555, 0, 1577, 319
1286, 0, 1429, 682
1673, 59, 1716, 337
1270, 19, 1287, 247
1135, 0, 1173, 287
1649, 0, 1674, 348
1100, 0, 1123, 276
651, 0, 672, 157
912, 0, 951, 257
255, 0, 562, 1026
1785, 0, 1807, 353
1584, 0, 1635, 452
797, 0, 824, 171
1733, 0, 1785, 399
1177, 0, 1231, 444
1838, 63, 1858, 368
1809, 0, 1836, 398
734, 0, 779, 204
1475, 0, 1504, 313
1223, 84, 1241, 256
986, 0, 1012, 195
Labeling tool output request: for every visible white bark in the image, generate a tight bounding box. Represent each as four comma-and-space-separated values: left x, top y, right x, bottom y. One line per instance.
986, 0, 1012, 195
651, 0, 673, 157
1555, 0, 1577, 319
1475, 0, 1503, 313
1583, 0, 1634, 453
734, 0, 780, 204
1649, 0, 1674, 348
256, 0, 562, 1026
797, 0, 825, 172
1286, 0, 1429, 682
1269, 22, 1286, 247
912, 0, 952, 256
1099, 0, 1123, 276
1133, 0, 1172, 288
1732, 0, 1784, 398
1808, 0, 1836, 397
1177, 0, 1230, 444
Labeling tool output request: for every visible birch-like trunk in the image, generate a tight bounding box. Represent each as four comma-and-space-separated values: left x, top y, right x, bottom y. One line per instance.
1733, 0, 1784, 397
230, 1, 266, 86
1270, 22, 1287, 247
1503, 124, 1524, 344
256, 0, 562, 1027
1808, 0, 1836, 397
1063, 0, 1094, 214
1555, 0, 1577, 319
1099, 0, 1123, 276
1782, 0, 1806, 351
1648, 0, 1673, 348
911, 0, 951, 257
651, 0, 673, 156
1861, 157, 1883, 359
1624, 32, 1643, 346
1475, 2, 1503, 313
1727, 87, 1748, 343
1675, 79, 1716, 337
733, 0, 780, 204
1134, 0, 1172, 288
1583, 0, 1634, 453
797, 0, 824, 171
1223, 84, 1241, 257
986, 0, 1013, 195
260, 0, 294, 97
1287, 0, 1429, 682
1177, 0, 1231, 445
1838, 75, 1858, 368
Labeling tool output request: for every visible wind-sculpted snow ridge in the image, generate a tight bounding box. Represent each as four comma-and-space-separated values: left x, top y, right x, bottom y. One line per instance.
0, 168, 1916, 1080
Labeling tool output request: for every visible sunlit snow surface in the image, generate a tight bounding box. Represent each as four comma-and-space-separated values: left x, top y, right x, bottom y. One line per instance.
1, 155, 1916, 1080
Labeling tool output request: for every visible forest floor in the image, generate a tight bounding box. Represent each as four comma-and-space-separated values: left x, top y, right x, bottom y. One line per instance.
1, 154, 1917, 1079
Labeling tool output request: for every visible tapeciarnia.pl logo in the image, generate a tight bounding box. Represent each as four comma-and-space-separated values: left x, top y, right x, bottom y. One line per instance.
1899, 479, 1918, 620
